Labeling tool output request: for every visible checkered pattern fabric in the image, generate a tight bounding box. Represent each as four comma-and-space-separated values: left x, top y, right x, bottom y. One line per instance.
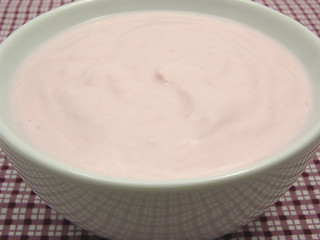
0, 0, 320, 239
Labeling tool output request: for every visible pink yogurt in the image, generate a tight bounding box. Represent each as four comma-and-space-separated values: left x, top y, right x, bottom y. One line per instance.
10, 12, 312, 180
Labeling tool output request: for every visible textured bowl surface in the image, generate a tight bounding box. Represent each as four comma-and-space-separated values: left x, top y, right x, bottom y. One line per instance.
1, 0, 320, 239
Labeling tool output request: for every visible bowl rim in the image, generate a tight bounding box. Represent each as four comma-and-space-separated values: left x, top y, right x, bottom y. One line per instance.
1, 0, 320, 190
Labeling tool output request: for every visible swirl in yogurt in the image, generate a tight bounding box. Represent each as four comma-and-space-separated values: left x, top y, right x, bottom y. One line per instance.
10, 12, 312, 179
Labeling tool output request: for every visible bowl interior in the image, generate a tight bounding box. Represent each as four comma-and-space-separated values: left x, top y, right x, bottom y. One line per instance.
1, 0, 320, 186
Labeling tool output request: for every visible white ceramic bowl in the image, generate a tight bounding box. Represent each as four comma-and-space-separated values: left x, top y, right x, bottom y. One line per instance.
1, 0, 320, 239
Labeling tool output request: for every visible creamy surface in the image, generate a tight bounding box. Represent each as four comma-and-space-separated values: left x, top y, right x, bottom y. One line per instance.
10, 12, 312, 180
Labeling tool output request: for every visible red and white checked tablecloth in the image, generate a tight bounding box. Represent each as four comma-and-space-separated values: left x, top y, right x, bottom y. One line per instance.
0, 0, 320, 239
